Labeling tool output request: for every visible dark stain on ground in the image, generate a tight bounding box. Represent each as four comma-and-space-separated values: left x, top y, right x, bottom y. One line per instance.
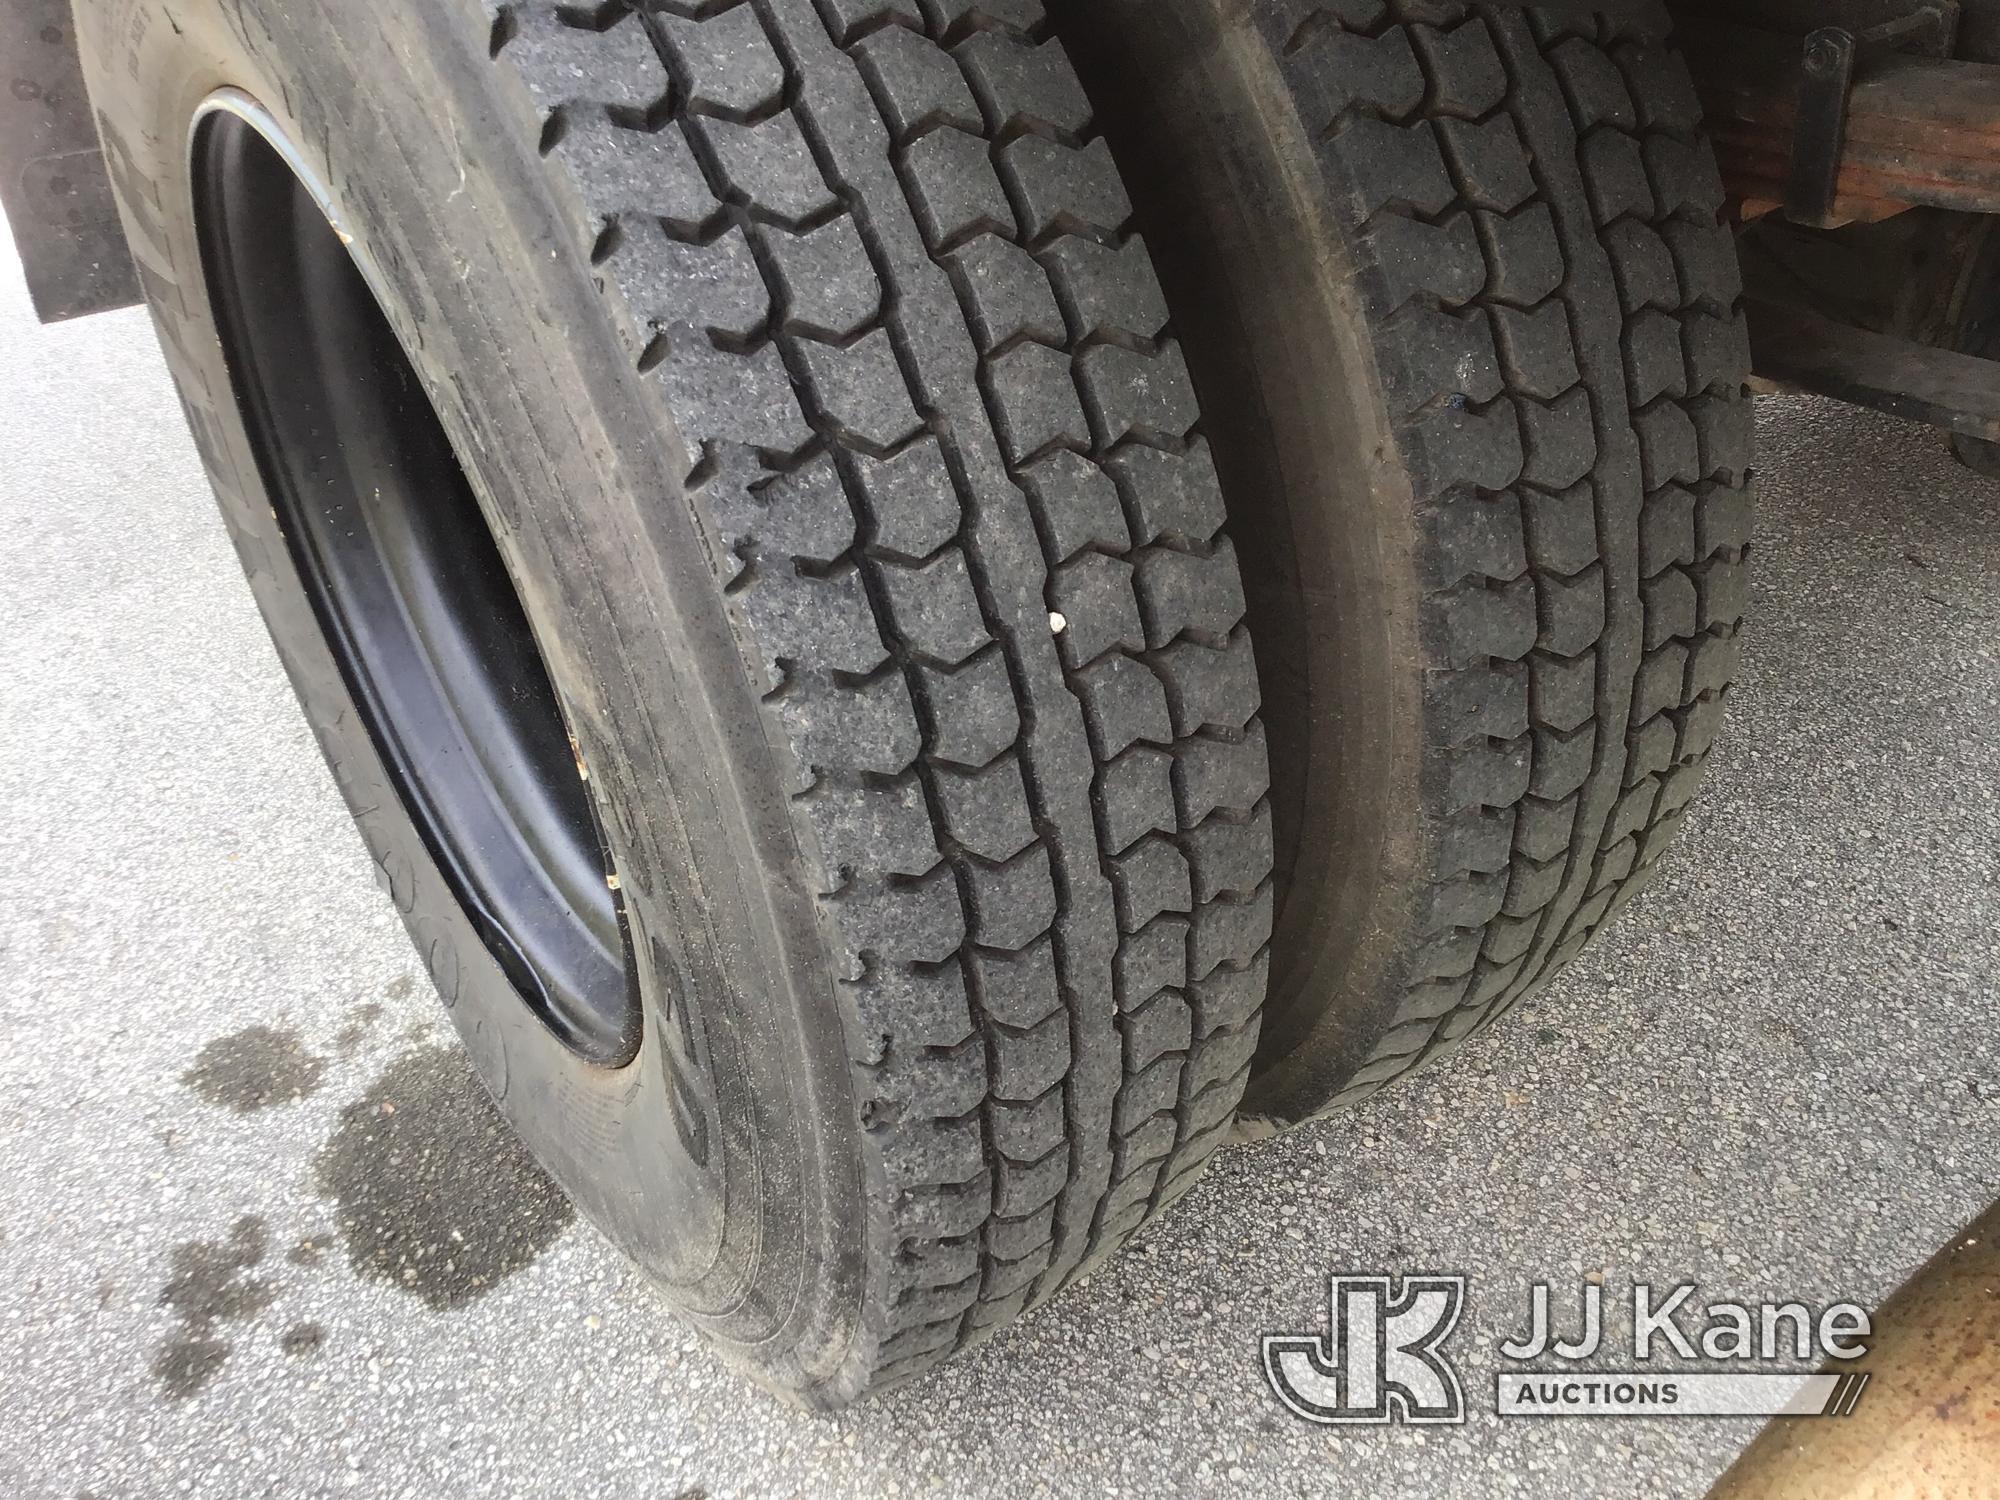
182, 1025, 328, 1112
1758, 1014, 1813, 1053
151, 1215, 276, 1401
336, 1002, 385, 1056
286, 1233, 336, 1267
314, 1045, 573, 1310
280, 1321, 325, 1357
386, 974, 415, 1001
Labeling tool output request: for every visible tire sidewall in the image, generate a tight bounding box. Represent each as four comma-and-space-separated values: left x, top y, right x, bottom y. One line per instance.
76, 0, 864, 1382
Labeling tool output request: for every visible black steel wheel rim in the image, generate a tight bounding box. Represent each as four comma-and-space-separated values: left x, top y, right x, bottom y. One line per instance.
191, 94, 639, 1066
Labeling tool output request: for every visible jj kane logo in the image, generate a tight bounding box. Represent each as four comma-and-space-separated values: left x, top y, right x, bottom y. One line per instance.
1262, 1275, 1468, 1425
1264, 1276, 1874, 1425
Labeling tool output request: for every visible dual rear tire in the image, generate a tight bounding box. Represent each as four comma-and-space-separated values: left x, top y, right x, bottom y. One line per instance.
80, 0, 1748, 1402
1065, 0, 1756, 1124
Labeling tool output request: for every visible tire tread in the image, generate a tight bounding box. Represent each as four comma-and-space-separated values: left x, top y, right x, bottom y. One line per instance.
488, 0, 1268, 1400
1256, 0, 1751, 1111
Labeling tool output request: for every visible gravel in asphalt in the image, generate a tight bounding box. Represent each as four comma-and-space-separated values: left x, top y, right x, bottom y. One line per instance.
1, 226, 1996, 1499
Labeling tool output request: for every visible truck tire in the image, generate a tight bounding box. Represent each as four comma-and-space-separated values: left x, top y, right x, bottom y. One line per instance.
1060, 0, 1753, 1123
77, 0, 1269, 1404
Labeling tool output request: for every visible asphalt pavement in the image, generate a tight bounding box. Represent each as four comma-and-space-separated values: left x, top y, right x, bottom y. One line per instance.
2, 224, 1996, 1500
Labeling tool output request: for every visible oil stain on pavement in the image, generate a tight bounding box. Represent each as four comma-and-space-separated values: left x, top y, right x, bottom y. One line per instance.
334, 1001, 384, 1056
151, 1216, 276, 1401
153, 1026, 572, 1399
313, 1045, 574, 1309
181, 1025, 327, 1112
